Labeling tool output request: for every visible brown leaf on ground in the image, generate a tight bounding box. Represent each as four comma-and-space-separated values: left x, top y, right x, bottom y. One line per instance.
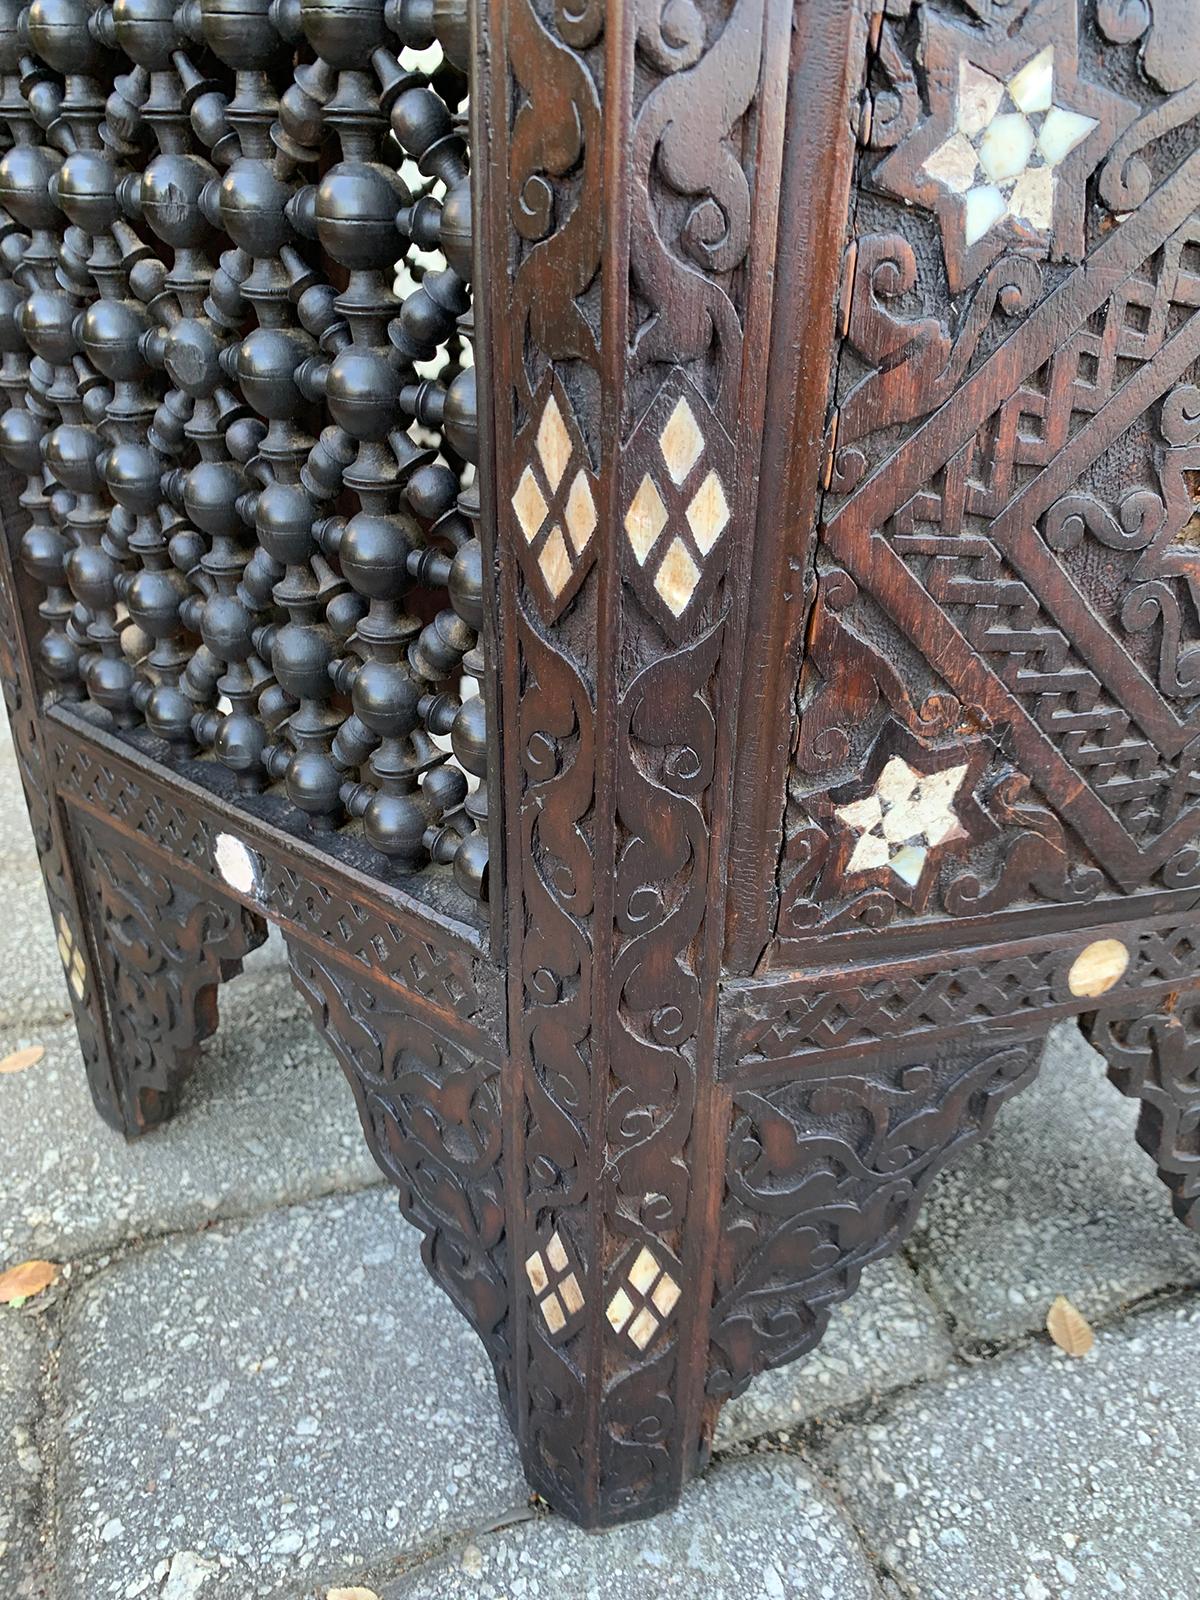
0, 1259, 58, 1304
0, 1044, 45, 1074
1046, 1294, 1094, 1357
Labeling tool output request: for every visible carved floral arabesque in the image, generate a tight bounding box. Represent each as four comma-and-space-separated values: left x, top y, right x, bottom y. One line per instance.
708, 1034, 1044, 1394
627, 0, 761, 386
1095, 0, 1200, 211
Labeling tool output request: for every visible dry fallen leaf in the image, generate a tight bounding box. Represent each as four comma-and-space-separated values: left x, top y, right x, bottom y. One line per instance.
326, 1589, 381, 1600
1046, 1295, 1093, 1358
0, 1259, 58, 1304
0, 1044, 44, 1075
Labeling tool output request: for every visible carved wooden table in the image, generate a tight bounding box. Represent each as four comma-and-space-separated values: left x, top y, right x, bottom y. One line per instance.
0, 0, 1197, 1530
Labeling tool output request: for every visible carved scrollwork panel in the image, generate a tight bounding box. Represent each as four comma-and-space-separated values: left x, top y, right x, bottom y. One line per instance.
707, 1034, 1045, 1396
762, 0, 1200, 967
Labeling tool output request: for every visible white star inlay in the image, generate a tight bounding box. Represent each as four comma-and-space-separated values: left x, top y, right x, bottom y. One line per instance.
835, 757, 969, 886
922, 47, 1097, 247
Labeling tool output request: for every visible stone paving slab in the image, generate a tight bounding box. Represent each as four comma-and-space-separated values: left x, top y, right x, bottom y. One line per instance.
0, 760, 42, 876
54, 1186, 531, 1600
0, 719, 75, 1029
0, 1310, 49, 1599
716, 1258, 953, 1448
372, 1453, 881, 1600
0, 871, 75, 1033
0, 965, 381, 1265
906, 1020, 1200, 1347
819, 1294, 1200, 1600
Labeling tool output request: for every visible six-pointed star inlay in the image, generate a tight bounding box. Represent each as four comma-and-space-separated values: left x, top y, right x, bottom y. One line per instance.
923, 47, 1096, 248
874, 0, 1138, 291
834, 756, 969, 887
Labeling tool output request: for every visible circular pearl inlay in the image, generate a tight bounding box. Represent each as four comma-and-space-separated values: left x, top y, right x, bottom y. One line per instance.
1067, 938, 1129, 998
214, 832, 261, 897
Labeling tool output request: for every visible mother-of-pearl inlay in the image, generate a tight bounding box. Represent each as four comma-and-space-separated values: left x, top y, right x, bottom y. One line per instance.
214, 833, 262, 897
835, 756, 969, 887
922, 47, 1098, 247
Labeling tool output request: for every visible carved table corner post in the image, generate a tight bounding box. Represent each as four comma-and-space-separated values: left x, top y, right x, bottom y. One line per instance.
475, 0, 871, 1523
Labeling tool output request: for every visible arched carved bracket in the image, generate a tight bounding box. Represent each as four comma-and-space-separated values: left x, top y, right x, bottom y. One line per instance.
286, 941, 513, 1413
69, 813, 268, 1136
707, 1032, 1046, 1396
1085, 993, 1200, 1230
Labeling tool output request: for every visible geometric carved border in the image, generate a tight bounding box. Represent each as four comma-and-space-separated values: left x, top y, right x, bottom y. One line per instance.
720, 908, 1200, 1081
45, 708, 501, 1038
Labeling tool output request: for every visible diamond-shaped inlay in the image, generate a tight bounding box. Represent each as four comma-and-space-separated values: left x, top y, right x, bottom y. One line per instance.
623, 378, 737, 632
538, 525, 573, 598
628, 1246, 659, 1295
564, 470, 596, 555
536, 394, 573, 491
512, 385, 598, 614
512, 465, 549, 543
658, 397, 705, 485
685, 470, 729, 554
525, 1228, 585, 1339
605, 1245, 681, 1353
56, 911, 86, 1000
625, 474, 669, 563
653, 536, 701, 618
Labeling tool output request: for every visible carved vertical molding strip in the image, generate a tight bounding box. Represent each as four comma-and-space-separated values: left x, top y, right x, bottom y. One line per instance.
478, 0, 817, 1521
720, 1, 874, 972
480, 0, 605, 1523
